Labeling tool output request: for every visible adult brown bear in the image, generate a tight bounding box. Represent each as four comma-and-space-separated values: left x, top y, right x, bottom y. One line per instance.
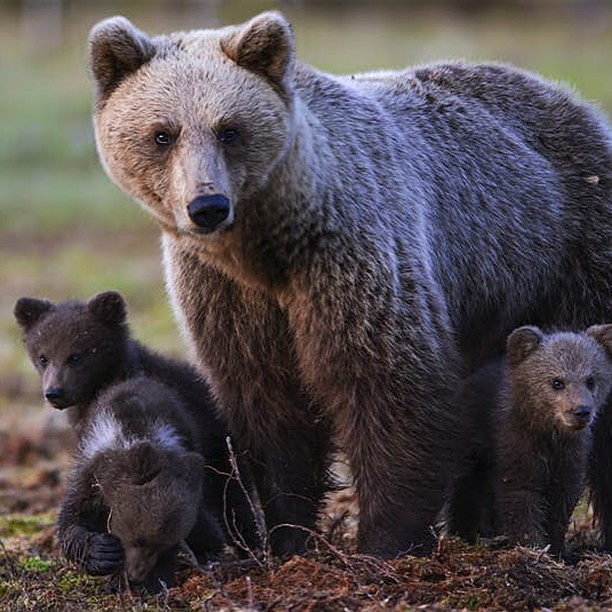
87, 12, 612, 557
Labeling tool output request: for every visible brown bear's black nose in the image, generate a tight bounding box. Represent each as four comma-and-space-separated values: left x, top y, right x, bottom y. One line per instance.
187, 194, 230, 232
573, 405, 591, 420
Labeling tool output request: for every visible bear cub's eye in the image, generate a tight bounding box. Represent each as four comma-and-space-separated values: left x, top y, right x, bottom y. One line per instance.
67, 353, 82, 365
39, 355, 48, 368
585, 376, 596, 391
154, 131, 174, 147
218, 128, 240, 145
551, 378, 565, 391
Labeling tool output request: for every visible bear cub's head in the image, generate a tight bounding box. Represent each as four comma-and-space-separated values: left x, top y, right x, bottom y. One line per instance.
14, 291, 130, 410
94, 440, 206, 590
507, 324, 612, 431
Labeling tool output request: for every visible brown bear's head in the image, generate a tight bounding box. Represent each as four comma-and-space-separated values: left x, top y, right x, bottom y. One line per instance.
507, 324, 612, 432
94, 441, 206, 588
88, 12, 296, 242
14, 291, 131, 410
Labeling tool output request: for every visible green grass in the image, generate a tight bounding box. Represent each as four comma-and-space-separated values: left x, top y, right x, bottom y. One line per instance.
18, 556, 54, 574
0, 513, 55, 539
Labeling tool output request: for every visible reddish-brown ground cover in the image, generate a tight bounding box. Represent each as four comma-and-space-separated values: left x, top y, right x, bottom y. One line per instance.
2, 419, 612, 611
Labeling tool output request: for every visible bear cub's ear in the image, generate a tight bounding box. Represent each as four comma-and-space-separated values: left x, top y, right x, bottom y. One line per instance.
88, 16, 156, 102
14, 297, 55, 331
507, 325, 544, 367
94, 442, 162, 500
87, 291, 127, 327
586, 323, 612, 359
221, 11, 295, 96
123, 441, 164, 486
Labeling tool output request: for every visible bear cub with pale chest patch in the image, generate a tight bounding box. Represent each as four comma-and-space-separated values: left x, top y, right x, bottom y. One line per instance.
450, 325, 612, 556
58, 376, 224, 592
14, 291, 260, 591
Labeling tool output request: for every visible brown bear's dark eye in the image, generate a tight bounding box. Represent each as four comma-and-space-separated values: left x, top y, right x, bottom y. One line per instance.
551, 378, 565, 391
67, 353, 81, 365
585, 376, 596, 391
39, 355, 48, 368
154, 131, 173, 146
218, 128, 239, 144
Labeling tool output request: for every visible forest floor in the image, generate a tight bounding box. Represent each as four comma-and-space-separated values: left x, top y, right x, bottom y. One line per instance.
2, 412, 612, 611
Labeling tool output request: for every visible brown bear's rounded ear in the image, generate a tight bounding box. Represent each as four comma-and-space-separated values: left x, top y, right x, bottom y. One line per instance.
507, 325, 544, 367
220, 11, 295, 98
14, 297, 54, 331
87, 291, 127, 326
88, 16, 156, 104
95, 442, 163, 493
586, 324, 612, 359
124, 441, 163, 485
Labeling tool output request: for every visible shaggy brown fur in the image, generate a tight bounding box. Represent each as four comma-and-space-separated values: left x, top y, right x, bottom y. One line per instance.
451, 325, 612, 556
87, 12, 612, 557
93, 440, 208, 590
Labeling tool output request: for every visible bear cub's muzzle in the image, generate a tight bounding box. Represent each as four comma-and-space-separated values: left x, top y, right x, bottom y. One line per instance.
187, 194, 230, 233
44, 387, 71, 410
570, 404, 593, 429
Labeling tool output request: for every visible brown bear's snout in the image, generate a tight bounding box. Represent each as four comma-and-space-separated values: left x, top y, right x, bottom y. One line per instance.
187, 194, 230, 232
571, 404, 592, 426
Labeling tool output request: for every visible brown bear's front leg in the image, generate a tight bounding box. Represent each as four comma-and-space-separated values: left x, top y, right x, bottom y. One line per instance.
162, 239, 333, 557
496, 488, 548, 549
494, 445, 548, 549
286, 253, 466, 557
545, 450, 588, 558
245, 414, 334, 557
589, 398, 612, 552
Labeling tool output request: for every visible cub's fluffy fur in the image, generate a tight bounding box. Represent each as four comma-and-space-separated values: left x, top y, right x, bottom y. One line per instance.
451, 325, 612, 556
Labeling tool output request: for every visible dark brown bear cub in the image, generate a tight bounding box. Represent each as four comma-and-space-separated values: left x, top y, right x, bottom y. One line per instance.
451, 325, 612, 556
14, 291, 260, 589
58, 376, 224, 592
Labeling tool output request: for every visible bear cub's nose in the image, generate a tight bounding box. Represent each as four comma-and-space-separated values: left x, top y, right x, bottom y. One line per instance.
187, 194, 230, 232
45, 388, 64, 407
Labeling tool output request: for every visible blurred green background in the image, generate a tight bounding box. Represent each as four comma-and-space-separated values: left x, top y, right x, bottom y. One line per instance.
1, 0, 611, 415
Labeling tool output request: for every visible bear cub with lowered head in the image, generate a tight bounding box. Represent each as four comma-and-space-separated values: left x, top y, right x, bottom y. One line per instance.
451, 325, 612, 556
88, 11, 612, 557
58, 376, 224, 592
15, 292, 260, 590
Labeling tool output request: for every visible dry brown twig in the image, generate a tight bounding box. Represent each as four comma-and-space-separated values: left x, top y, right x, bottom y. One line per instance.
0, 538, 19, 580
